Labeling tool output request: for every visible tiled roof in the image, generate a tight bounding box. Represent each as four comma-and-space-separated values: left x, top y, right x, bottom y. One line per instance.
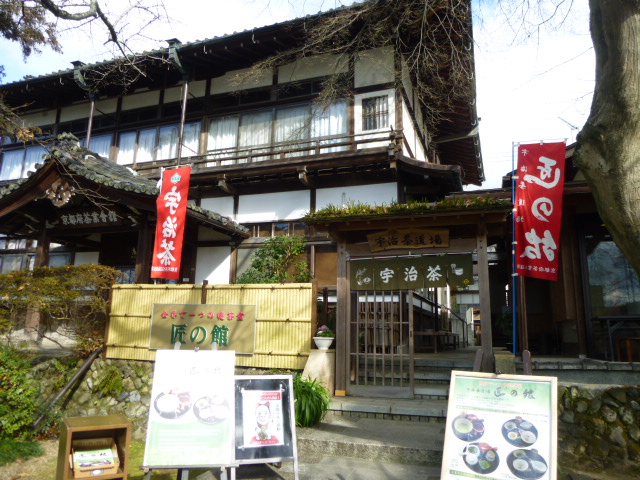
0, 134, 249, 236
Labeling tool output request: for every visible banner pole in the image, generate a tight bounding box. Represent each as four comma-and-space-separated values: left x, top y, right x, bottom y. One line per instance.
511, 142, 518, 355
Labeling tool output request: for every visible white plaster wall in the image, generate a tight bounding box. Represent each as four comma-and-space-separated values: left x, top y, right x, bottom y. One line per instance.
60, 103, 92, 122
210, 68, 272, 95
354, 46, 395, 88
164, 86, 184, 104
279, 53, 348, 83
95, 98, 118, 114
316, 183, 397, 209
200, 197, 235, 219
121, 91, 160, 110
20, 110, 57, 127
402, 99, 426, 161
74, 252, 99, 265
195, 246, 231, 284
236, 191, 310, 223
189, 80, 207, 98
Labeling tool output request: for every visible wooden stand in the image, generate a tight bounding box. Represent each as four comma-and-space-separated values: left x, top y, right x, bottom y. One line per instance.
56, 414, 131, 480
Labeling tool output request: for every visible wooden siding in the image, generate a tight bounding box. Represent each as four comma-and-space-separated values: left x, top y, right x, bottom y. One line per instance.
106, 283, 316, 369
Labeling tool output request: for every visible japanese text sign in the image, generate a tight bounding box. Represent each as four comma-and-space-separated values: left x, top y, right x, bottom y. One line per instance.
150, 303, 256, 353
56, 207, 124, 228
367, 228, 449, 252
351, 254, 473, 290
441, 371, 557, 480
151, 166, 191, 280
515, 143, 566, 281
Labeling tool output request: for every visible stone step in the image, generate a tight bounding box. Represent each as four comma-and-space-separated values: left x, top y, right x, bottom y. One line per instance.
329, 395, 448, 421
414, 384, 449, 399
296, 411, 447, 467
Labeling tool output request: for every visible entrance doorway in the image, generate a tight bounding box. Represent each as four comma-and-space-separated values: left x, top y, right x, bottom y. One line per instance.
348, 290, 413, 398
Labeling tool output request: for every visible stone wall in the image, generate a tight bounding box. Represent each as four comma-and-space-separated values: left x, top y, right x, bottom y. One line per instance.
31, 355, 276, 441
30, 356, 640, 475
558, 383, 640, 476
31, 356, 155, 440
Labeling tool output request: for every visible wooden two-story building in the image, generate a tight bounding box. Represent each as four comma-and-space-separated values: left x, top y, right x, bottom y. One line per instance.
2, 2, 636, 395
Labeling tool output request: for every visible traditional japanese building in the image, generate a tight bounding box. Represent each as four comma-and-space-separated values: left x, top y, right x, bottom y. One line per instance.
1, 2, 636, 395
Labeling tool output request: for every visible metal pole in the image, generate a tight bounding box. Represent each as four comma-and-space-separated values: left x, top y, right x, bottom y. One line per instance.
512, 142, 518, 354
86, 94, 96, 149
176, 80, 189, 164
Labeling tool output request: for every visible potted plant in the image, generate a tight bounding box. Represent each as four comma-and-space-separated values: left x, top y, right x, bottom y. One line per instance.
293, 375, 331, 427
313, 325, 335, 350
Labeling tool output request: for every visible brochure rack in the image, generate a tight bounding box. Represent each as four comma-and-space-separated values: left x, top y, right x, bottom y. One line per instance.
56, 414, 131, 480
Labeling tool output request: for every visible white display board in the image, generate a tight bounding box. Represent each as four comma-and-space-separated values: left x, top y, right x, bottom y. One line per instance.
143, 350, 236, 468
441, 371, 557, 480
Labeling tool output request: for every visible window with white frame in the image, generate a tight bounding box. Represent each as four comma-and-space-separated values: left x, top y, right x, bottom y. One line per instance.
362, 95, 389, 131
0, 145, 47, 181
207, 100, 347, 162
116, 122, 201, 165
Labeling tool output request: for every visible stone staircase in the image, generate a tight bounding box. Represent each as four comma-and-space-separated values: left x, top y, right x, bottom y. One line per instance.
294, 351, 478, 470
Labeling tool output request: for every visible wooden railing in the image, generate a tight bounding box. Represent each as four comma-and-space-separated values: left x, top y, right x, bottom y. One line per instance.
134, 130, 403, 173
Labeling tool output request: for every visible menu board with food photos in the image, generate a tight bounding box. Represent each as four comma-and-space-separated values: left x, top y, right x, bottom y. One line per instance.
143, 349, 236, 468
441, 371, 557, 480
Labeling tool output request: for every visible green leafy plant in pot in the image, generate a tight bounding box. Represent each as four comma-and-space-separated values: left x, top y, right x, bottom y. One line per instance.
293, 375, 331, 427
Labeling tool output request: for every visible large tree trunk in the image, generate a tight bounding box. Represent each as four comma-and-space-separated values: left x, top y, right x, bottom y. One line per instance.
575, 1, 640, 273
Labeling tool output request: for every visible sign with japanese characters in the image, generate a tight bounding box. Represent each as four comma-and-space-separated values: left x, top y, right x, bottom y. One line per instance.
350, 254, 473, 290
515, 143, 566, 281
441, 371, 557, 480
143, 350, 236, 468
150, 303, 257, 353
56, 207, 124, 228
367, 228, 449, 252
151, 166, 191, 280
234, 376, 297, 465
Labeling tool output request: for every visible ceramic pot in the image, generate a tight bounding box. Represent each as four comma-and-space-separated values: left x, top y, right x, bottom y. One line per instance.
313, 336, 334, 350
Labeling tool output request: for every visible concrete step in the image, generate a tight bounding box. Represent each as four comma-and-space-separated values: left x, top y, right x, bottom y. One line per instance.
296, 412, 446, 467
329, 395, 448, 421
414, 384, 449, 399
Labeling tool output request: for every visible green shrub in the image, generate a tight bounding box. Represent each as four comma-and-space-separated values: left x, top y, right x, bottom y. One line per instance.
293, 375, 331, 427
0, 264, 121, 357
235, 235, 312, 284
0, 345, 40, 440
95, 364, 124, 397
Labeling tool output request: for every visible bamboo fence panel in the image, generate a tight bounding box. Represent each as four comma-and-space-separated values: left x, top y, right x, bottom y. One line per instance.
106, 283, 315, 369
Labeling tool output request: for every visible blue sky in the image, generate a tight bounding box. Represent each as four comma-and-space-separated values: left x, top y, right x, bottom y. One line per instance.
0, 0, 594, 189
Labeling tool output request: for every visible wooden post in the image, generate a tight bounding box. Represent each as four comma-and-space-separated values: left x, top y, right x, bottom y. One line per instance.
477, 220, 494, 372
135, 214, 153, 284
25, 227, 51, 338
335, 235, 349, 395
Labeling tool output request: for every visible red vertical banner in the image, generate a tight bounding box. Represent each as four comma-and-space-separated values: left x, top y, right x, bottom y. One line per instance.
151, 166, 191, 280
515, 142, 566, 281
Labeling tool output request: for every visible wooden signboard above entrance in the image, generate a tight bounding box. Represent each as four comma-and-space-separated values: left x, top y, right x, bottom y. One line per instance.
367, 228, 449, 252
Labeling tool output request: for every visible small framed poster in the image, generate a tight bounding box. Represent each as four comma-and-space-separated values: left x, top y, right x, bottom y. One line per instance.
441, 371, 557, 480
234, 376, 297, 464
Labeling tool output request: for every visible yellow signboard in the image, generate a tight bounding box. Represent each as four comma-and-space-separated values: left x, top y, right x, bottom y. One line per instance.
150, 303, 257, 354
367, 228, 449, 252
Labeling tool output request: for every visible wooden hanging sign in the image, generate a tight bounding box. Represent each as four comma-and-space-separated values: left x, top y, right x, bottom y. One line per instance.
367, 227, 449, 252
